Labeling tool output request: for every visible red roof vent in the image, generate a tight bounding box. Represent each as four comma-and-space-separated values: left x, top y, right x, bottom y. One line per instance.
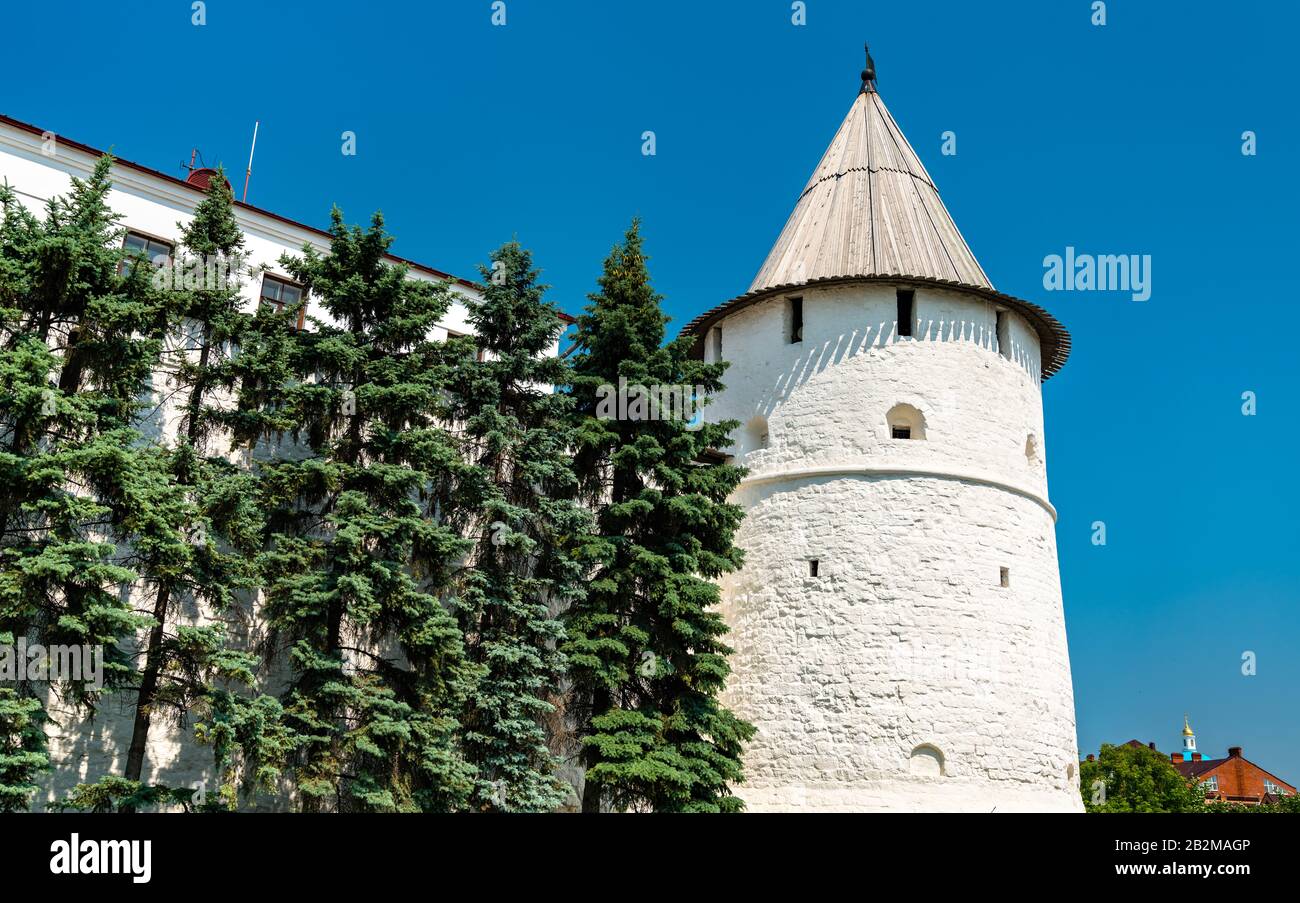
185, 167, 226, 191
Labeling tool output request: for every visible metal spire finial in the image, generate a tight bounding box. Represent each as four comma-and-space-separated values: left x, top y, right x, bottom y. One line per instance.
860, 42, 877, 93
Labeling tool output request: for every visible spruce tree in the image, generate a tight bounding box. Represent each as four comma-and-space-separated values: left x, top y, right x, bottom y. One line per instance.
564, 220, 754, 812
0, 158, 176, 751
0, 190, 49, 815
450, 241, 589, 811
0, 687, 47, 812
0, 163, 281, 810
121, 167, 270, 789
226, 209, 477, 811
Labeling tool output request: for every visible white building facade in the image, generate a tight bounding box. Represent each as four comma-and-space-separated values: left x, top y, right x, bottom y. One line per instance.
683, 57, 1083, 811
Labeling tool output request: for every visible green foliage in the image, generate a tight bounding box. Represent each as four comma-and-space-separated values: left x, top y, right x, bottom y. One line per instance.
1, 162, 755, 814
0, 686, 48, 812
195, 688, 297, 808
563, 220, 753, 812
449, 241, 589, 811
0, 159, 173, 719
1080, 743, 1207, 812
1083, 744, 1300, 813
1204, 793, 1300, 813
232, 209, 478, 811
0, 161, 188, 813
117, 167, 283, 790
49, 775, 207, 813
0, 161, 290, 810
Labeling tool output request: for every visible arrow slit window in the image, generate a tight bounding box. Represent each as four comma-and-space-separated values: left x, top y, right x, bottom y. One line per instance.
896, 289, 914, 338
788, 296, 803, 343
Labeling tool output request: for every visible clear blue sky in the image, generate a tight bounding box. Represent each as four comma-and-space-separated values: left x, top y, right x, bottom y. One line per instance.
5, 1, 1297, 780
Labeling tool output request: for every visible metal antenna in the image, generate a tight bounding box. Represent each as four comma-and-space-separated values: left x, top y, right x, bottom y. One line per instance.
242, 121, 259, 203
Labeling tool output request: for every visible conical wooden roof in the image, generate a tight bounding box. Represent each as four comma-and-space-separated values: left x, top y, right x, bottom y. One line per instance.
683, 60, 1071, 380
750, 87, 991, 293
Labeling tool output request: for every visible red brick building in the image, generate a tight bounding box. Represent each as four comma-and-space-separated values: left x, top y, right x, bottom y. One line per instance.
1115, 717, 1296, 805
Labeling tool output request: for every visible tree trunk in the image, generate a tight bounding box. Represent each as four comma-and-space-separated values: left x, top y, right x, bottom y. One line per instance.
57, 328, 85, 398
124, 326, 211, 790
124, 582, 171, 785
580, 764, 602, 813
183, 326, 212, 446
580, 688, 609, 814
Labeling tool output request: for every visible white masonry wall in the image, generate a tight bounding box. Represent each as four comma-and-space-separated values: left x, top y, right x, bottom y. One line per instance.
706, 282, 1082, 812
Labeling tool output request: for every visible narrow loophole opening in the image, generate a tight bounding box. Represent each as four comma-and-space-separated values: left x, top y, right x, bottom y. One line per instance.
896, 289, 915, 338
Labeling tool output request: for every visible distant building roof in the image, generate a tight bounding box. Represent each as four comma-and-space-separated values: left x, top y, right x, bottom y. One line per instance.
1174, 757, 1229, 778
1115, 739, 1296, 804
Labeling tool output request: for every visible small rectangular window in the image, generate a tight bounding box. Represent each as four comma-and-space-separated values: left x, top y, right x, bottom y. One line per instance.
999, 566, 1010, 588
789, 296, 803, 343
891, 426, 911, 440
896, 289, 914, 338
260, 274, 307, 330
121, 231, 174, 275
808, 559, 819, 577
710, 326, 723, 362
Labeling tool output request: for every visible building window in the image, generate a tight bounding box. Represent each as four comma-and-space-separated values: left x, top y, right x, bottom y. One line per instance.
808, 559, 819, 577
121, 231, 173, 274
896, 288, 914, 338
999, 566, 1010, 588
709, 326, 723, 362
995, 309, 1012, 360
788, 296, 803, 343
1203, 776, 1219, 793
260, 274, 306, 330
886, 403, 926, 440
1265, 780, 1282, 795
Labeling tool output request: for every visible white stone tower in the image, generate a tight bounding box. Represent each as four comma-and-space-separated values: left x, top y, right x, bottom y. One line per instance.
684, 47, 1082, 811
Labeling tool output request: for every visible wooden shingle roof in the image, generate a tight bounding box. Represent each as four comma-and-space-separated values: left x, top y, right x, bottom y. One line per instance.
682, 57, 1071, 380
749, 87, 990, 293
